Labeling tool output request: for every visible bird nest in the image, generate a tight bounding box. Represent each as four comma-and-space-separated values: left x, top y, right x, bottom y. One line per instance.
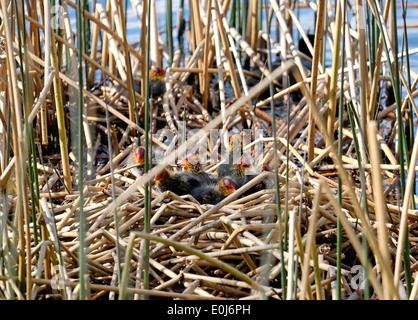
34, 149, 313, 300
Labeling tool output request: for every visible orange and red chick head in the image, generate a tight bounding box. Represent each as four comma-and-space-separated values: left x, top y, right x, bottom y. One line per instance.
218, 178, 237, 196
155, 168, 169, 182
149, 67, 166, 81
178, 153, 202, 171
178, 153, 195, 168
134, 147, 145, 165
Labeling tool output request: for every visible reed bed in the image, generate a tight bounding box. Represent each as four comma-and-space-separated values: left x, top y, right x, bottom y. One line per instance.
0, 0, 418, 300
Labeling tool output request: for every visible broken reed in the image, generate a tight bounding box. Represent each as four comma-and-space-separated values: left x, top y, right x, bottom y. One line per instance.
0, 0, 418, 300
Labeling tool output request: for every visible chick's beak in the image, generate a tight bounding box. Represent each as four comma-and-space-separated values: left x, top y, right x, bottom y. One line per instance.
178, 157, 188, 167
241, 158, 251, 170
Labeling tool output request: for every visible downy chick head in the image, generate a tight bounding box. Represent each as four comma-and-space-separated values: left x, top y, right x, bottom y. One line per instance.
149, 67, 166, 81
155, 167, 169, 182
217, 178, 237, 196
134, 146, 145, 165
178, 153, 205, 174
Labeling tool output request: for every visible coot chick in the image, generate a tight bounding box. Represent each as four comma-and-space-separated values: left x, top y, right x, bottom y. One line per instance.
154, 168, 199, 196
218, 135, 247, 188
148, 67, 166, 100
191, 178, 237, 204
121, 145, 146, 178
178, 153, 217, 184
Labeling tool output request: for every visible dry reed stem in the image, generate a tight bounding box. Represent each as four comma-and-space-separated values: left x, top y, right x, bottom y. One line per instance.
367, 121, 394, 299
307, 0, 325, 163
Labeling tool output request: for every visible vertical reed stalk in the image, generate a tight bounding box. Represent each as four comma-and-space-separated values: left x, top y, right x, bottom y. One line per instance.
400, 0, 414, 295
393, 104, 418, 293
212, 1, 227, 126
142, 0, 152, 297
105, 96, 122, 290
356, 0, 370, 129
336, 1, 348, 298
300, 184, 320, 300
76, 0, 87, 300
369, 0, 406, 196
347, 99, 372, 298
368, 0, 391, 120
15, 0, 33, 298
326, 0, 342, 137
190, 0, 204, 95
264, 0, 285, 299
16, 0, 40, 251
367, 121, 394, 299
166, 0, 173, 65
51, 19, 73, 194
1, 0, 30, 296
307, 0, 325, 162
202, 0, 212, 109
389, 0, 412, 293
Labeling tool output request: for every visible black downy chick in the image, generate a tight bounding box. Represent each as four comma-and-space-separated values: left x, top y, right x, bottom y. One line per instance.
179, 154, 237, 204
154, 167, 200, 196
191, 178, 237, 205
217, 135, 247, 188
178, 153, 217, 185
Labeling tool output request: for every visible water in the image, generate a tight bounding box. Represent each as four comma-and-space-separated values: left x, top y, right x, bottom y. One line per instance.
64, 1, 418, 105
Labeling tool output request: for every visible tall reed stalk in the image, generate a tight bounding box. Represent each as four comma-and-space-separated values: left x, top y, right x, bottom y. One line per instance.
264, 0, 285, 299
76, 0, 87, 300
142, 0, 152, 297
166, 0, 173, 65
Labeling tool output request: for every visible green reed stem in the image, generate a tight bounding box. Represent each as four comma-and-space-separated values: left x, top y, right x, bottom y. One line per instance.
142, 0, 152, 297
16, 0, 40, 248
241, 0, 248, 41
229, 0, 236, 26
166, 0, 173, 65
264, 0, 285, 299
82, 0, 90, 87
392, 0, 412, 294
76, 0, 87, 300
400, 0, 413, 296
